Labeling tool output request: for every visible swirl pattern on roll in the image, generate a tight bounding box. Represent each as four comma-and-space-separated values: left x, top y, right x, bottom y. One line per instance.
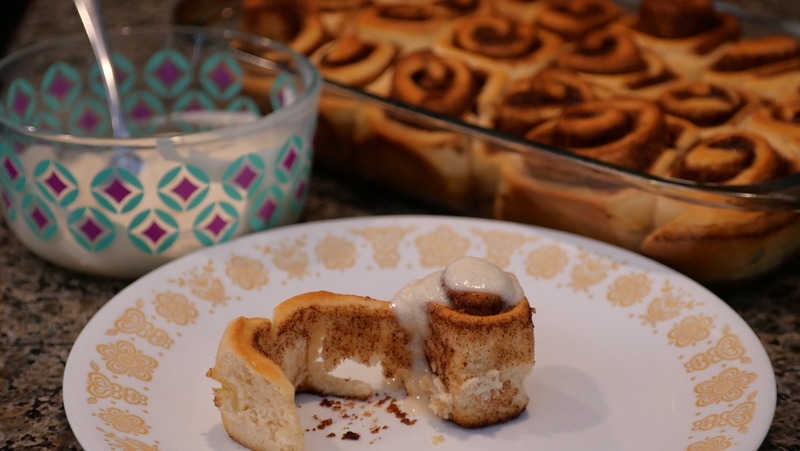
389, 50, 483, 119
537, 0, 624, 42
240, 0, 327, 55
663, 131, 794, 184
657, 81, 762, 129
314, 33, 398, 88
492, 69, 599, 136
525, 97, 668, 170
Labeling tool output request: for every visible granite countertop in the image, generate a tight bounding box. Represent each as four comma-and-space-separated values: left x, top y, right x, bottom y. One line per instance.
1, 0, 799, 449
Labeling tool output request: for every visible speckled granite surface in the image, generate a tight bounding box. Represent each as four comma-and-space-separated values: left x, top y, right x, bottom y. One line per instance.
0, 0, 798, 450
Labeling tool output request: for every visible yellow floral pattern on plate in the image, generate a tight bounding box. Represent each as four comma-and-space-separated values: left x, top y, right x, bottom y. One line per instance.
66, 216, 773, 451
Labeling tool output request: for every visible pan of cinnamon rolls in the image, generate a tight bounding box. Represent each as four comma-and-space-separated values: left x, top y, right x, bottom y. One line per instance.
175, 0, 800, 288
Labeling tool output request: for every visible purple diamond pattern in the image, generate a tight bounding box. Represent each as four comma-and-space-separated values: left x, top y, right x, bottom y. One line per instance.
234, 165, 257, 190
104, 178, 132, 204
205, 214, 229, 237
12, 91, 31, 116
48, 74, 73, 101
2, 157, 20, 181
131, 100, 155, 121
142, 221, 167, 244
211, 64, 235, 91
281, 147, 298, 172
172, 177, 199, 201
30, 207, 49, 230
156, 60, 182, 88
78, 109, 101, 133
79, 217, 104, 243
44, 172, 68, 196
258, 199, 277, 222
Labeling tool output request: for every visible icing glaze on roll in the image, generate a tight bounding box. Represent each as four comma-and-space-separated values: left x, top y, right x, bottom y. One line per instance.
391, 256, 525, 370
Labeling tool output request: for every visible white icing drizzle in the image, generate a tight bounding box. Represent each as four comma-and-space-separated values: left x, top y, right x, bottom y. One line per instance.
390, 256, 525, 372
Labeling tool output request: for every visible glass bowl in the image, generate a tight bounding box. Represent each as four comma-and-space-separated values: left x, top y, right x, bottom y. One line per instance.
0, 25, 321, 278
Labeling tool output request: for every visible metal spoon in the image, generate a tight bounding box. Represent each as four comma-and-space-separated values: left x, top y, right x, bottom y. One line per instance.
74, 0, 142, 173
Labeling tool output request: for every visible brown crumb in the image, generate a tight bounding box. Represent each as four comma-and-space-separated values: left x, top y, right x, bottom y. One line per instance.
317, 418, 333, 430
327, 432, 336, 438
342, 431, 361, 440
320, 398, 335, 408
386, 399, 417, 425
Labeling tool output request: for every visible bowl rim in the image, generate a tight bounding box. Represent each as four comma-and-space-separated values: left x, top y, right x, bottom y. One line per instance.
0, 24, 322, 149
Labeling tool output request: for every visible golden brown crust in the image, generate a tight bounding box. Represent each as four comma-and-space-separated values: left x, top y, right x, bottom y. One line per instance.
537, 0, 626, 42
525, 97, 670, 171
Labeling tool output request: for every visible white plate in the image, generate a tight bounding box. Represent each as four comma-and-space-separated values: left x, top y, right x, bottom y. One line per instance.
63, 215, 775, 451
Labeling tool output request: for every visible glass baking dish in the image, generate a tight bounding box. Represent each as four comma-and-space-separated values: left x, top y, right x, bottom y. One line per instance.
174, 0, 800, 288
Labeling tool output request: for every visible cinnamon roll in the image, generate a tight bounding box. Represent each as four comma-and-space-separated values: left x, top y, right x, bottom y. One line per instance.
555, 28, 681, 98
705, 34, 800, 100
474, 68, 603, 211
616, 0, 739, 78
643, 130, 800, 285
357, 50, 507, 211
435, 13, 563, 79
311, 33, 399, 171
656, 81, 764, 136
525, 97, 671, 171
536, 0, 626, 42
355, 3, 450, 51
240, 0, 329, 56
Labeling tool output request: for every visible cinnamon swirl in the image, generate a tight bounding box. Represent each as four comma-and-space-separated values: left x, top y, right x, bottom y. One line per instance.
555, 28, 681, 98
536, 0, 626, 42
474, 68, 603, 211
524, 97, 671, 171
310, 33, 399, 171
643, 130, 800, 284
656, 81, 764, 136
435, 13, 563, 79
705, 34, 800, 100
357, 50, 507, 211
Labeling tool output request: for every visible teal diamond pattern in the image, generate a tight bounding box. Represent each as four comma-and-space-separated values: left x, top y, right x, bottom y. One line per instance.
123, 90, 166, 136
68, 97, 110, 137
0, 147, 27, 193
128, 208, 179, 254
222, 154, 265, 201
34, 160, 79, 207
157, 165, 210, 212
226, 96, 260, 115
5, 78, 36, 124
200, 53, 243, 101
41, 62, 82, 111
67, 207, 116, 252
192, 201, 239, 246
21, 193, 58, 240
249, 186, 286, 230
91, 167, 144, 214
144, 49, 192, 98
89, 53, 136, 98
274, 136, 303, 183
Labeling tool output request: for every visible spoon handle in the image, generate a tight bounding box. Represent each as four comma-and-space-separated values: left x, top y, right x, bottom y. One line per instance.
74, 0, 130, 139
